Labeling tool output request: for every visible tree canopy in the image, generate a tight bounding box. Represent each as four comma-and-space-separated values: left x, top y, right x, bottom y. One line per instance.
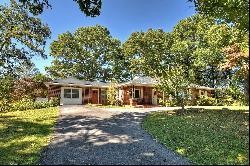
190, 0, 249, 32
0, 0, 51, 77
122, 29, 173, 78
46, 25, 129, 82
18, 0, 102, 17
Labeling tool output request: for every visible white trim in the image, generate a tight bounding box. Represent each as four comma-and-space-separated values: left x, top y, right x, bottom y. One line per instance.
60, 87, 82, 105
152, 89, 157, 105
83, 87, 85, 104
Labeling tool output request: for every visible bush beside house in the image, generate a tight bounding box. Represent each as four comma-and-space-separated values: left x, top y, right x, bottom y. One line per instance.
0, 97, 59, 112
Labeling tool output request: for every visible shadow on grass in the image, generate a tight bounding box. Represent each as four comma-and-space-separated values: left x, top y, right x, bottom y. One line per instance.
0, 115, 57, 165
143, 108, 249, 165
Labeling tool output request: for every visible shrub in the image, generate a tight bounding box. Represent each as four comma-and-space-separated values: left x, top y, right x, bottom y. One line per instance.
49, 97, 60, 107
196, 96, 216, 106
0, 99, 13, 112
107, 82, 118, 105
0, 97, 59, 112
216, 96, 235, 106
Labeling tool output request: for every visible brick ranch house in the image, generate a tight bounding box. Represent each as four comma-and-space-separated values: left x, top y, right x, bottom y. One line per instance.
45, 77, 215, 106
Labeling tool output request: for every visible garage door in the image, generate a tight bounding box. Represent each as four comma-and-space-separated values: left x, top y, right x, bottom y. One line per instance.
61, 87, 82, 105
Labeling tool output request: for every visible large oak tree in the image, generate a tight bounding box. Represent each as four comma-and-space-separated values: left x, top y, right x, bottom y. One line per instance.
46, 25, 129, 82
0, 0, 51, 77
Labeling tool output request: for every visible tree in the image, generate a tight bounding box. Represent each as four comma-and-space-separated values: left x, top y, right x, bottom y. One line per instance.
18, 0, 102, 17
11, 73, 51, 101
189, 0, 249, 102
0, 76, 14, 101
190, 0, 249, 31
0, 0, 51, 77
122, 29, 173, 78
46, 25, 128, 82
107, 81, 118, 105
222, 42, 249, 103
157, 66, 194, 112
171, 14, 245, 88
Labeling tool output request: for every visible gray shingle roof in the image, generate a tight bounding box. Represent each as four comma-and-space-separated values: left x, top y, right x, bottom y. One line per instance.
45, 77, 110, 88
188, 84, 215, 90
119, 76, 158, 86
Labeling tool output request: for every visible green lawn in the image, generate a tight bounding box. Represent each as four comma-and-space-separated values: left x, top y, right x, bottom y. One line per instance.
143, 108, 249, 165
0, 107, 59, 165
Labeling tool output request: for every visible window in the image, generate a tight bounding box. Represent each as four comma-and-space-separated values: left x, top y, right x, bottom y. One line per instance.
72, 89, 79, 98
64, 89, 71, 98
64, 89, 80, 99
101, 90, 107, 100
134, 89, 140, 98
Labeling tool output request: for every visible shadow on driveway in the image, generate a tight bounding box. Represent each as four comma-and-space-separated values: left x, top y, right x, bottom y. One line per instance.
39, 106, 191, 165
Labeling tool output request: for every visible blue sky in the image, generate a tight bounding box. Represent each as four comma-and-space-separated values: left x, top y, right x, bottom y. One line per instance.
1, 0, 196, 73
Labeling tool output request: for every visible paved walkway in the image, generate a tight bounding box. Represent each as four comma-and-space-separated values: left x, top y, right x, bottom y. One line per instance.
39, 105, 191, 165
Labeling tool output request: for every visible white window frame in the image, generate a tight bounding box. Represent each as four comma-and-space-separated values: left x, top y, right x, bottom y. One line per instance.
63, 88, 80, 99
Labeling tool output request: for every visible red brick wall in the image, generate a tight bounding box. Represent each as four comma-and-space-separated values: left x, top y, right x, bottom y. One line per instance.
121, 86, 153, 105
48, 85, 61, 100
143, 87, 153, 104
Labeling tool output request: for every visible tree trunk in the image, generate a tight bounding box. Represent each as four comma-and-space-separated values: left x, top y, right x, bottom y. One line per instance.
244, 73, 249, 105
181, 98, 185, 113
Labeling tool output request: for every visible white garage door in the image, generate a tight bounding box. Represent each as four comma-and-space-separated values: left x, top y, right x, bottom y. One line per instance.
60, 87, 82, 105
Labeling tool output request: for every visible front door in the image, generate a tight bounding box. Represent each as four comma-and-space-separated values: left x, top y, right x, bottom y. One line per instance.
92, 89, 99, 104
152, 89, 157, 105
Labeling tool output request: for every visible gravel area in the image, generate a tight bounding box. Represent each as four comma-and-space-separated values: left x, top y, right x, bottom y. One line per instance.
39, 105, 191, 165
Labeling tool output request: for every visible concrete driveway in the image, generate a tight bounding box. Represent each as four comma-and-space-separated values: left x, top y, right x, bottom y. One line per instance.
39, 105, 191, 165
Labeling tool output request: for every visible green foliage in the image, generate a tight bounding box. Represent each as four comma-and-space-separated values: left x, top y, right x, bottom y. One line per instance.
190, 0, 249, 32
195, 96, 216, 106
171, 14, 243, 88
143, 109, 249, 165
0, 0, 51, 77
189, 0, 249, 103
159, 98, 179, 107
0, 97, 59, 112
215, 88, 244, 106
122, 29, 172, 77
47, 25, 129, 82
0, 107, 59, 165
107, 82, 118, 105
158, 66, 193, 109
0, 76, 14, 101
18, 0, 102, 17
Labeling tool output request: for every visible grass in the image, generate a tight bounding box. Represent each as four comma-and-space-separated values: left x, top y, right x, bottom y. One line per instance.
0, 107, 59, 165
184, 106, 249, 111
143, 108, 249, 165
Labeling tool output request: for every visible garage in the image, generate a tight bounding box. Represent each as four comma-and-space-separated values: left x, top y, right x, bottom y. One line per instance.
60, 87, 82, 105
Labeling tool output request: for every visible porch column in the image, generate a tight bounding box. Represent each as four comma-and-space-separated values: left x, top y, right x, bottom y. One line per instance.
141, 87, 143, 98
132, 85, 135, 99
83, 87, 85, 104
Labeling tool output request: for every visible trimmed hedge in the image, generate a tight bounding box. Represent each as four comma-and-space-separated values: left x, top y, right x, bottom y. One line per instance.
0, 97, 59, 112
